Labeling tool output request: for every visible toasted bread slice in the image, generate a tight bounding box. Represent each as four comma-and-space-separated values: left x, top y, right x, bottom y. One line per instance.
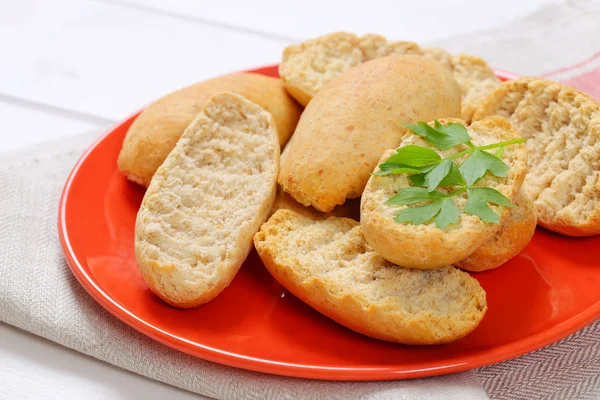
473, 78, 600, 236
135, 92, 279, 308
455, 192, 537, 272
279, 32, 498, 120
118, 73, 300, 187
254, 210, 487, 345
361, 116, 527, 269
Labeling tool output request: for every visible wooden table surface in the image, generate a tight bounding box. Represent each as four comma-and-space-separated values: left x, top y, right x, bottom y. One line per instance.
0, 0, 554, 398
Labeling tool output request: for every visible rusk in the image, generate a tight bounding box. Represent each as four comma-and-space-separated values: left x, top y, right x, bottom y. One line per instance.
135, 92, 279, 308
254, 210, 487, 345
361, 116, 527, 269
473, 78, 600, 236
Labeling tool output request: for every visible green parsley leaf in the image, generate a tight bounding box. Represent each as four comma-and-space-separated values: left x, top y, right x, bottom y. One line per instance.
438, 161, 466, 187
402, 121, 468, 150
387, 120, 523, 228
382, 164, 437, 174
464, 194, 500, 224
464, 188, 515, 224
386, 145, 441, 166
434, 198, 460, 229
402, 122, 465, 150
424, 159, 452, 192
459, 149, 510, 186
394, 200, 443, 225
372, 167, 423, 176
385, 187, 446, 205
434, 120, 471, 144
374, 160, 437, 176
469, 187, 516, 208
409, 173, 426, 187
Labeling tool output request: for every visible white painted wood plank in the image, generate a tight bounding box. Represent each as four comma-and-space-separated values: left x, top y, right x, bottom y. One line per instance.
0, 100, 105, 154
0, 0, 288, 122
113, 0, 557, 44
0, 323, 207, 400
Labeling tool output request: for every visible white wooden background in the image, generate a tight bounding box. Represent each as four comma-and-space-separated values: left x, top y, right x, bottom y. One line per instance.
0, 0, 555, 399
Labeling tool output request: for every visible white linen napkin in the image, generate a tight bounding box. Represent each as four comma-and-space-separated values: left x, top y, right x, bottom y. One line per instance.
1, 1, 599, 398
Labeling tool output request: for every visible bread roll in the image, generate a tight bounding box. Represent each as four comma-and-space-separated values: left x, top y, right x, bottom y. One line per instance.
279, 55, 462, 212
118, 73, 301, 187
361, 116, 527, 269
455, 192, 537, 272
473, 78, 600, 236
279, 32, 498, 120
135, 92, 279, 308
254, 210, 487, 345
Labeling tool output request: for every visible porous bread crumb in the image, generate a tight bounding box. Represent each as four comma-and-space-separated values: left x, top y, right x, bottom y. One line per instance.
360, 116, 527, 269
473, 77, 600, 236
254, 210, 487, 345
279, 32, 388, 106
135, 92, 279, 308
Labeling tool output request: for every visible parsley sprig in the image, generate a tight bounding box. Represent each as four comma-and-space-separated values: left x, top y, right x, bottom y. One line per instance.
374, 121, 525, 229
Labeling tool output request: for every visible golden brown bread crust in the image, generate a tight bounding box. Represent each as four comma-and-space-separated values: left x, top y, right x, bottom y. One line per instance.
455, 192, 537, 272
279, 55, 462, 212
118, 73, 301, 187
360, 116, 528, 269
254, 210, 487, 345
473, 77, 600, 236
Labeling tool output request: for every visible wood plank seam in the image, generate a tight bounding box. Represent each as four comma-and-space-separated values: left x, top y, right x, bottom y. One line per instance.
0, 93, 116, 126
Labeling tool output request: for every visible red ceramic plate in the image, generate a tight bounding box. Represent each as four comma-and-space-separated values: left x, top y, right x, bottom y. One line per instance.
59, 65, 600, 381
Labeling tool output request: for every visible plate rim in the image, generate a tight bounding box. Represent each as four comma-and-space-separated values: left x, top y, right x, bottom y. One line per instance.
58, 65, 600, 381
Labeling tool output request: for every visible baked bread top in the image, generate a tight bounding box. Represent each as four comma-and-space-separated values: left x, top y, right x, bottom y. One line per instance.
254, 209, 487, 345
135, 92, 279, 308
473, 77, 600, 236
361, 116, 527, 269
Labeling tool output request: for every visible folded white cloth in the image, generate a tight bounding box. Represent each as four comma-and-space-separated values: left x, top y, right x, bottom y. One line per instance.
1, 1, 599, 399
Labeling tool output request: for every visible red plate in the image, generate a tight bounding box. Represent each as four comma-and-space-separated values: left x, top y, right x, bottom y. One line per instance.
59, 65, 600, 380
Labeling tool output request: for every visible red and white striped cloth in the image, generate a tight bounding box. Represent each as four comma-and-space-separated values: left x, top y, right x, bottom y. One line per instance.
544, 52, 600, 99
438, 0, 600, 100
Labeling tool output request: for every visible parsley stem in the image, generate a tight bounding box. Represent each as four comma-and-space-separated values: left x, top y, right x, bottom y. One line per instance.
445, 188, 466, 198
445, 138, 525, 161
446, 149, 474, 160
478, 138, 526, 151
